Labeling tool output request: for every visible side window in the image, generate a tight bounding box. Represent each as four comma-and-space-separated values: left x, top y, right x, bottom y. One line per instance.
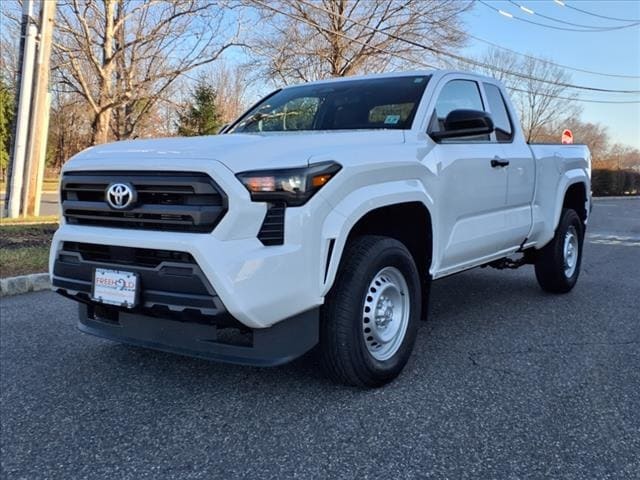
483, 83, 513, 142
431, 79, 488, 142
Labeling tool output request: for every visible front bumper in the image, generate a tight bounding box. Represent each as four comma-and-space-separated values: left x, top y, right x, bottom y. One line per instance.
51, 239, 320, 366
77, 302, 318, 367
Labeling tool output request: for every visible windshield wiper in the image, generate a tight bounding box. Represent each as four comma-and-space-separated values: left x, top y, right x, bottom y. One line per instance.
241, 112, 267, 129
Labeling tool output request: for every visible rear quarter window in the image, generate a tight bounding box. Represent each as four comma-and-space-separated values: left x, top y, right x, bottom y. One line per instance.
483, 83, 514, 142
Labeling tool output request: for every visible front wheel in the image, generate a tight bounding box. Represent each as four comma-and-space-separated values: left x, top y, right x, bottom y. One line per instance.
320, 235, 422, 387
534, 208, 584, 293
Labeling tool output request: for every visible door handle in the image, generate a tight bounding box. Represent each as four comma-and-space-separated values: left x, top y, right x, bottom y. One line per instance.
491, 157, 510, 168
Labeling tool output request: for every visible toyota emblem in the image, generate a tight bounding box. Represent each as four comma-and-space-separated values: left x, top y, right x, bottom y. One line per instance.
106, 183, 136, 209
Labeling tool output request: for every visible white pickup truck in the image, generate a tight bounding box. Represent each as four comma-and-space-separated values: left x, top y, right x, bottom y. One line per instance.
50, 70, 591, 387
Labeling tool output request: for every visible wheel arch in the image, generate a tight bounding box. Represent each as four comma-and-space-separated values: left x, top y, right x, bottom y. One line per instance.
562, 181, 588, 226
553, 176, 590, 235
320, 183, 435, 298
344, 203, 433, 284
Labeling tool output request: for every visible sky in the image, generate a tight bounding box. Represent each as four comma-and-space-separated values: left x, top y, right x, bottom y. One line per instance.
218, 0, 639, 150
461, 0, 640, 149
3, 0, 637, 149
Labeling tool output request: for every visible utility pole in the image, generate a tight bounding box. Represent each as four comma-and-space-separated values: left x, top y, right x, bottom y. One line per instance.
24, 0, 57, 217
5, 0, 38, 218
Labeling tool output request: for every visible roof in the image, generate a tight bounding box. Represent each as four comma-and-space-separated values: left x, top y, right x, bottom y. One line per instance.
280, 69, 501, 89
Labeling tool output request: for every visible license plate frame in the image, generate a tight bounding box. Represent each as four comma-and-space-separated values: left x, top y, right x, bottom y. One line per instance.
92, 268, 140, 309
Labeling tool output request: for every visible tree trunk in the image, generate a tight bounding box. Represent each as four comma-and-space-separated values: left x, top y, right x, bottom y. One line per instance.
92, 108, 111, 144
91, 0, 115, 145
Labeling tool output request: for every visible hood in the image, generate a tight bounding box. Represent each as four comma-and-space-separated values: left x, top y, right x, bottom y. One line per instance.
64, 130, 406, 173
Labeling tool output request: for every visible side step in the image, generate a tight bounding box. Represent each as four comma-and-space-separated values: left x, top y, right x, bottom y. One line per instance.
483, 250, 537, 270
485, 257, 528, 270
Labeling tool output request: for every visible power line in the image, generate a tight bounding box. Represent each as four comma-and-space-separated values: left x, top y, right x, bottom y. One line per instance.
291, 0, 640, 94
507, 0, 639, 30
254, 0, 640, 104
461, 30, 640, 79
560, 1, 640, 23
506, 86, 640, 104
479, 0, 638, 32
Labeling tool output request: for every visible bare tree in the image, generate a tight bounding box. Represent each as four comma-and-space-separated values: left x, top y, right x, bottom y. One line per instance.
208, 62, 249, 123
47, 90, 93, 172
53, 0, 247, 144
516, 57, 582, 142
535, 119, 611, 163
246, 0, 471, 84
476, 48, 581, 142
603, 143, 640, 171
0, 4, 20, 88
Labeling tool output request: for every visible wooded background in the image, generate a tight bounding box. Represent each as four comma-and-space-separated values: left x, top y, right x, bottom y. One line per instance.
0, 0, 638, 195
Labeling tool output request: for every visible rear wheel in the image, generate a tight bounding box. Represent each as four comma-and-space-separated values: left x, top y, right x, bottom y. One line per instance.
534, 208, 584, 293
320, 235, 421, 387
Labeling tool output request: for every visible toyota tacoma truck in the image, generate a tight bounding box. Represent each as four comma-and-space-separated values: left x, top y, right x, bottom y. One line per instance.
50, 70, 591, 387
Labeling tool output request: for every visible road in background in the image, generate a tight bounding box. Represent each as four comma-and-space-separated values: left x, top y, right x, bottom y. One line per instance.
0, 191, 58, 217
1, 198, 639, 479
587, 196, 640, 244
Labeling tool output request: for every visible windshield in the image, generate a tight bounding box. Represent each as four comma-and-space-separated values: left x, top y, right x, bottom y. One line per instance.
228, 76, 430, 134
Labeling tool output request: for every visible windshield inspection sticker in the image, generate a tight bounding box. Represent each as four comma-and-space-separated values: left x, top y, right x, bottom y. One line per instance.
384, 115, 401, 125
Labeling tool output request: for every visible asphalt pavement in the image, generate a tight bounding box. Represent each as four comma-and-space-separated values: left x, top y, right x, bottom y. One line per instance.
1, 198, 639, 479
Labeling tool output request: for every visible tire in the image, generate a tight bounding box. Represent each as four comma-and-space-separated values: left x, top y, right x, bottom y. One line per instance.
320, 235, 422, 387
534, 208, 584, 294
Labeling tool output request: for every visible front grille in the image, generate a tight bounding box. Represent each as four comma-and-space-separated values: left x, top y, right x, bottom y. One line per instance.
53, 242, 226, 318
61, 171, 227, 232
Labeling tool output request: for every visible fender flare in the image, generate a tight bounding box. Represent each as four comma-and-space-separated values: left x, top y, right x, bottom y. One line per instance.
318, 180, 434, 296
552, 170, 590, 233
532, 169, 590, 249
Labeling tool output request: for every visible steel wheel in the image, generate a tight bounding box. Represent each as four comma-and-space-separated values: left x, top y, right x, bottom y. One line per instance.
362, 266, 411, 361
563, 225, 579, 278
535, 208, 584, 294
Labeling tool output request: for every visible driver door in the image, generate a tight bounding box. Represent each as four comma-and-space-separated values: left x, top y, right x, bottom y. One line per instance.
428, 78, 509, 274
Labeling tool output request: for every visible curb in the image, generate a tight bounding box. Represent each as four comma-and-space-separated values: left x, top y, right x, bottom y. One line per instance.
593, 196, 639, 200
0, 221, 59, 226
0, 273, 50, 297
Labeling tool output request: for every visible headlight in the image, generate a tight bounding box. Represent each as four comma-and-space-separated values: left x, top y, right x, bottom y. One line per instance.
236, 162, 341, 206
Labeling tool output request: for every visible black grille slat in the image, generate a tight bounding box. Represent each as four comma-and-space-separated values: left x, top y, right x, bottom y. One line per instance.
66, 212, 194, 225
61, 242, 196, 268
64, 185, 105, 191
257, 203, 286, 246
135, 186, 196, 194
61, 171, 227, 233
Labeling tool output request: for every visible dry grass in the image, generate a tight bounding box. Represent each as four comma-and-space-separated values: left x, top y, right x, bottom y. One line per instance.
0, 215, 59, 225
0, 224, 56, 277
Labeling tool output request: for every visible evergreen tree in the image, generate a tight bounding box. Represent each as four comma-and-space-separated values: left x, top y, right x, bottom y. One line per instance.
177, 81, 222, 136
0, 80, 14, 181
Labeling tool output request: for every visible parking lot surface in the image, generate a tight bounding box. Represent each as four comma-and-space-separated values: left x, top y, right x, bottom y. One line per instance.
1, 198, 639, 479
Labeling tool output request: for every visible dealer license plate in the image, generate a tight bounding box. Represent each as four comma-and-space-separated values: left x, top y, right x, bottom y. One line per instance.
92, 268, 139, 308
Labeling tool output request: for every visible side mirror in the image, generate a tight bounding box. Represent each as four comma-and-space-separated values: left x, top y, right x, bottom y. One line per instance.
430, 109, 494, 141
